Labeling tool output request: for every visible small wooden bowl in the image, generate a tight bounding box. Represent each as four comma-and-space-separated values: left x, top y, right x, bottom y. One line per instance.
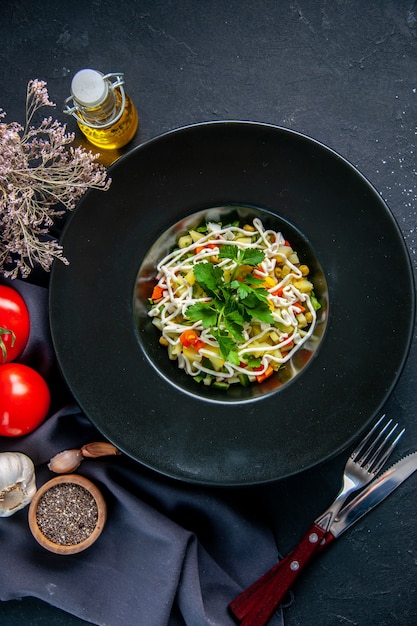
28, 474, 107, 555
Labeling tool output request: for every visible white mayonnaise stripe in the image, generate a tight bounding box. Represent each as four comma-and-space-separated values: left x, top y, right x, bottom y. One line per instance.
148, 218, 319, 385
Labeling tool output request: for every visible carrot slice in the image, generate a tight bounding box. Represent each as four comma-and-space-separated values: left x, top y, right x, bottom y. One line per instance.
179, 329, 205, 351
151, 285, 164, 300
256, 364, 273, 383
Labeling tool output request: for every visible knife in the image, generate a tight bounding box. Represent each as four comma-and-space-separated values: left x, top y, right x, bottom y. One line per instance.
229, 451, 417, 625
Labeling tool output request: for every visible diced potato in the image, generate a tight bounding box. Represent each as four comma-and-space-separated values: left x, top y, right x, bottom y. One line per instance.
182, 346, 203, 363
293, 278, 314, 293
278, 245, 293, 258
205, 347, 225, 371
235, 236, 253, 245
305, 311, 313, 323
168, 342, 182, 360
247, 341, 270, 352
269, 330, 280, 344
276, 322, 294, 334
189, 229, 205, 243
178, 234, 193, 248
296, 313, 308, 329
223, 268, 232, 283
289, 253, 299, 264
175, 284, 187, 297
184, 269, 195, 285
236, 264, 254, 279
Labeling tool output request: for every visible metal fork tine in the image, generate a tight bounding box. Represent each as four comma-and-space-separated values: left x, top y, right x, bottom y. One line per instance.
351, 414, 389, 461
362, 422, 398, 471
316, 415, 403, 534
361, 420, 397, 467
368, 426, 405, 474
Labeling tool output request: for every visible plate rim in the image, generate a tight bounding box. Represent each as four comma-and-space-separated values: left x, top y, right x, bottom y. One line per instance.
49, 120, 416, 486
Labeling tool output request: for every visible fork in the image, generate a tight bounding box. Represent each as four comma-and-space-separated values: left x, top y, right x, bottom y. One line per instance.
229, 415, 404, 625
315, 415, 403, 530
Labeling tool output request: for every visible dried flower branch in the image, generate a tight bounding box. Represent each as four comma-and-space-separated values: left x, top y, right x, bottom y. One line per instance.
0, 79, 111, 278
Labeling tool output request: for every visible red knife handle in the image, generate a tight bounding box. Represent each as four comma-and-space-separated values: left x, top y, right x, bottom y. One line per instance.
229, 558, 286, 620
229, 523, 332, 624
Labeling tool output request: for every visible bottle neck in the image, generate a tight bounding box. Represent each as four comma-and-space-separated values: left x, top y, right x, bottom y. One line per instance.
77, 88, 119, 126
64, 85, 127, 130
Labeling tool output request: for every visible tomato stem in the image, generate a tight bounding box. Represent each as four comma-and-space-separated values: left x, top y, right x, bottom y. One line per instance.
0, 327, 16, 363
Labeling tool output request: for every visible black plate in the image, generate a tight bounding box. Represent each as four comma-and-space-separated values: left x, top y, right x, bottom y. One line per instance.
49, 121, 415, 486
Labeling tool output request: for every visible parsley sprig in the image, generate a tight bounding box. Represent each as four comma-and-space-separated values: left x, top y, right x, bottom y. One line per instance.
185, 244, 274, 365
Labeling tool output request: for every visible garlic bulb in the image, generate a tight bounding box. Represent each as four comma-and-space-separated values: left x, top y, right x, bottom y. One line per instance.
0, 452, 36, 517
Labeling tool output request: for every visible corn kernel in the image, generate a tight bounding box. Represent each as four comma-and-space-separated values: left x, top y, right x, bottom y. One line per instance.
263, 276, 276, 288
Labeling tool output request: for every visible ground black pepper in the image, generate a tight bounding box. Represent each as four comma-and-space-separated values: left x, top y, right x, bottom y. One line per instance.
36, 482, 98, 545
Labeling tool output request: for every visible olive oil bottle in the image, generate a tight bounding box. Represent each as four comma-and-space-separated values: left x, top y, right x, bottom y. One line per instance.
64, 69, 138, 150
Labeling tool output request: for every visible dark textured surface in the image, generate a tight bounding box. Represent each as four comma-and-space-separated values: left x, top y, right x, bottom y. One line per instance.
1, 1, 417, 624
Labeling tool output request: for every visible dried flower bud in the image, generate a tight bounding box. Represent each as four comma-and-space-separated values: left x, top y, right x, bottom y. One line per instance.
48, 449, 83, 474
81, 442, 120, 458
0, 79, 111, 278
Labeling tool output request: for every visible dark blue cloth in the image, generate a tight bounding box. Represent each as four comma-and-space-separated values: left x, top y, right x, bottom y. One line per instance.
0, 278, 283, 626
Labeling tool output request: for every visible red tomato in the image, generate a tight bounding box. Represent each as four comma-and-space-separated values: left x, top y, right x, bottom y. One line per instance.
0, 285, 30, 363
0, 363, 50, 436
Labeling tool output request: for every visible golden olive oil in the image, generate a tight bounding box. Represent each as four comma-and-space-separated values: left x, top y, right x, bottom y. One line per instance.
64, 70, 138, 150
76, 90, 138, 149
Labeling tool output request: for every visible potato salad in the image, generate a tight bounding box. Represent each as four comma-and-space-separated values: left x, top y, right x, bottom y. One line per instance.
148, 217, 321, 389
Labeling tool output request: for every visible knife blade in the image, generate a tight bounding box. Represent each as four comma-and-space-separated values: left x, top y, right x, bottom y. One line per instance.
229, 451, 417, 625
329, 450, 417, 537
